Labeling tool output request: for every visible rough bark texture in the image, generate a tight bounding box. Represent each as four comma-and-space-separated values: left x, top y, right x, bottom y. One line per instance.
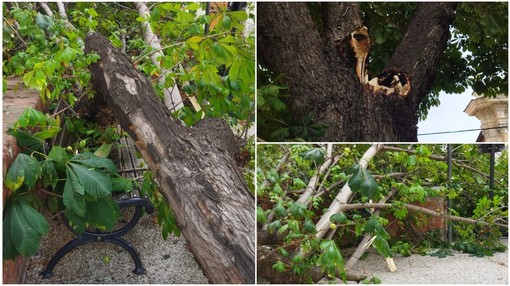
84, 32, 255, 284
258, 2, 456, 142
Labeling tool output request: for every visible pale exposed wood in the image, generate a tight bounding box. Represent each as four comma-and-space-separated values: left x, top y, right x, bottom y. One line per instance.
314, 144, 384, 240
85, 32, 254, 284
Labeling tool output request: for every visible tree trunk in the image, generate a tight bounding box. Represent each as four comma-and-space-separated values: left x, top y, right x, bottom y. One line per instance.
84, 32, 255, 284
258, 2, 456, 142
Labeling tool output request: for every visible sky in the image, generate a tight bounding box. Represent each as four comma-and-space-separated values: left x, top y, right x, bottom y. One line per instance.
417, 89, 481, 143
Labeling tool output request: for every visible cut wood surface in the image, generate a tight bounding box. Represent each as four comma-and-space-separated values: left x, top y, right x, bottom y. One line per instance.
84, 32, 255, 284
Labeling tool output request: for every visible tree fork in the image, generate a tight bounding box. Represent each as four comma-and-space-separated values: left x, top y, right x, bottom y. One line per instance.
84, 32, 255, 284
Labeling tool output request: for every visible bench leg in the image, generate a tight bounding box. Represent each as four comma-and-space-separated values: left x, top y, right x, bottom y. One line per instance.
40, 236, 94, 278
41, 235, 146, 278
103, 237, 146, 275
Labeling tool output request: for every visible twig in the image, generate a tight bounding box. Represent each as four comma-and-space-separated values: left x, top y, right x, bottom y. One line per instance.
3, 15, 27, 48
39, 188, 64, 198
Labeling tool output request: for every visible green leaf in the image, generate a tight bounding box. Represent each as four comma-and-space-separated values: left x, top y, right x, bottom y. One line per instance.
112, 177, 133, 192
364, 216, 380, 233
64, 210, 86, 234
41, 160, 58, 188
289, 202, 307, 217
373, 236, 392, 258
48, 146, 69, 164
277, 224, 289, 237
274, 201, 285, 217
256, 207, 267, 224
9, 200, 44, 257
70, 152, 117, 174
229, 59, 241, 81
292, 177, 306, 189
229, 10, 248, 22
5, 153, 42, 191
222, 15, 232, 29
63, 168, 86, 217
299, 148, 325, 165
303, 219, 317, 234
19, 199, 49, 236
60, 47, 77, 63
330, 212, 348, 224
3, 202, 21, 260
360, 176, 379, 199
66, 162, 112, 198
187, 36, 202, 43
211, 42, 227, 59
94, 144, 112, 158
8, 129, 44, 152
348, 166, 379, 199
85, 197, 120, 231
317, 240, 344, 277
35, 12, 53, 30
272, 261, 286, 273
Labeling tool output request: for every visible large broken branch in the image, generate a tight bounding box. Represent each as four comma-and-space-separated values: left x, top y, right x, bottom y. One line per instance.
314, 144, 384, 240
344, 188, 398, 271
85, 32, 254, 284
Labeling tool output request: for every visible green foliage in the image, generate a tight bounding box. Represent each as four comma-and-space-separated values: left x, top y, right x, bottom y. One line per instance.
3, 107, 178, 261
3, 196, 49, 260
256, 68, 329, 142
272, 260, 287, 273
299, 147, 325, 166
347, 164, 380, 200
141, 171, 181, 239
391, 241, 412, 257
317, 240, 345, 280
4, 4, 100, 105
257, 144, 507, 282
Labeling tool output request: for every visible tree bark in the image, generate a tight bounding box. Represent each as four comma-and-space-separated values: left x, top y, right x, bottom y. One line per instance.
258, 2, 456, 142
84, 32, 255, 284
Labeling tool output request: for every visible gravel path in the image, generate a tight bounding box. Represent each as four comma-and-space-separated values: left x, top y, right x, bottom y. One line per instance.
24, 209, 208, 284
352, 239, 508, 284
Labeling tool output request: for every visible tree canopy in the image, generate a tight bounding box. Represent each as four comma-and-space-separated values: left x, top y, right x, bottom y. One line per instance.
3, 2, 255, 129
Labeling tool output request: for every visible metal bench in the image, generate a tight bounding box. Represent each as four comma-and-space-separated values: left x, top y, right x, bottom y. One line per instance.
41, 102, 154, 278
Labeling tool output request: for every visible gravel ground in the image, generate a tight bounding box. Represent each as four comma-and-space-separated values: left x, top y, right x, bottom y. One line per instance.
351, 239, 508, 284
24, 209, 209, 284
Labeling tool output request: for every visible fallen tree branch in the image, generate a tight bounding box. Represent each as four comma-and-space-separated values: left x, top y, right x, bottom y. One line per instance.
297, 144, 334, 206
340, 202, 507, 228
134, 2, 187, 112
314, 144, 384, 240
344, 188, 398, 270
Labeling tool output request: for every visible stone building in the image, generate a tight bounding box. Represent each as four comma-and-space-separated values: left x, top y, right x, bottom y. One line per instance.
464, 92, 508, 142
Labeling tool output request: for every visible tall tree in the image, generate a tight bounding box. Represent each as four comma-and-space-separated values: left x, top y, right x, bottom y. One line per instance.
257, 2, 507, 142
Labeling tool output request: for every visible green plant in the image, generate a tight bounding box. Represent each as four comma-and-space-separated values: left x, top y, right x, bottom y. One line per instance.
257, 144, 508, 282
3, 108, 180, 261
